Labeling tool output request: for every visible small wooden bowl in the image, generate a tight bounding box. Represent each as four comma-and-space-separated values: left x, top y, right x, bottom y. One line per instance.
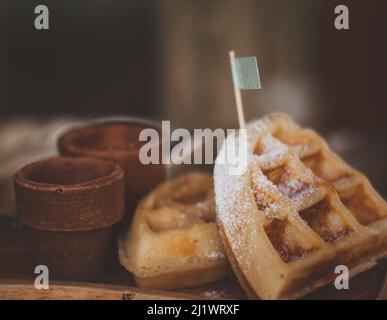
57, 120, 166, 218
14, 156, 125, 281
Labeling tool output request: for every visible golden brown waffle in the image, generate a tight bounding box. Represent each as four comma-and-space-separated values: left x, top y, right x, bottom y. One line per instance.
214, 113, 387, 299
119, 172, 228, 290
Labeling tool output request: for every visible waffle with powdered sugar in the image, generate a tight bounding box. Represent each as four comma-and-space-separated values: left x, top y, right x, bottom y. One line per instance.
214, 113, 387, 299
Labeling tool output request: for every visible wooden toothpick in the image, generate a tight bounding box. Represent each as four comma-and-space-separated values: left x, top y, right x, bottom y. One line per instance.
229, 50, 246, 130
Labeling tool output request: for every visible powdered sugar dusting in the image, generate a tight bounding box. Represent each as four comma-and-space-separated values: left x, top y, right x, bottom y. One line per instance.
205, 251, 225, 260
214, 114, 325, 267
201, 289, 226, 298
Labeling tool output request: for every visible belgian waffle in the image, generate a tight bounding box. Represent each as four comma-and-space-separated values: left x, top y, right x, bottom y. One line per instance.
214, 113, 387, 299
119, 172, 228, 289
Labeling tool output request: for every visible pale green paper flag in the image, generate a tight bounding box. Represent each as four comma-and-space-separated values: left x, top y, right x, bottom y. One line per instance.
230, 56, 261, 90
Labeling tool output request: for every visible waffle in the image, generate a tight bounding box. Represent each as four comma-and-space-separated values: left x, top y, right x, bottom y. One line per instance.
214, 113, 387, 299
118, 172, 228, 289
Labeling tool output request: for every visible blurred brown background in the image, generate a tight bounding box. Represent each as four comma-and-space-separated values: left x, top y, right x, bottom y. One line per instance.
0, 0, 387, 212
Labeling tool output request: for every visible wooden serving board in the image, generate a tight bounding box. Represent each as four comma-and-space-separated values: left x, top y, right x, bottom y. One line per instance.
0, 259, 386, 300
0, 280, 203, 300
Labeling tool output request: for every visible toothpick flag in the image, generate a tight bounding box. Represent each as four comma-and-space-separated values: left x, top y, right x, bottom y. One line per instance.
230, 56, 261, 90
229, 51, 262, 129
